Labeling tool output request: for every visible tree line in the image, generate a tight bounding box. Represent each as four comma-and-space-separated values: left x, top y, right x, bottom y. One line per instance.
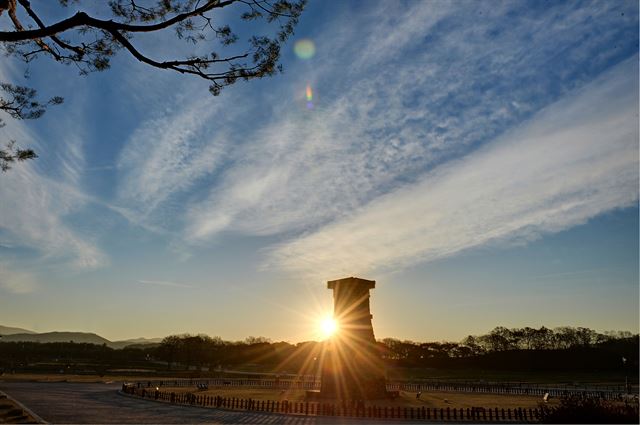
382, 327, 637, 360
379, 327, 638, 371
0, 326, 637, 374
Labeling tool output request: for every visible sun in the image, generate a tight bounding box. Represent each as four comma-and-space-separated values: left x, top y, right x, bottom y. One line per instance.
320, 316, 338, 339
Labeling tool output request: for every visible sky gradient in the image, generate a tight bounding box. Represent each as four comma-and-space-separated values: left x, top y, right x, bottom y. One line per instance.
0, 0, 638, 343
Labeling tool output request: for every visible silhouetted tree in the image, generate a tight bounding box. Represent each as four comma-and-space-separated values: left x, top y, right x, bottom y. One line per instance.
460, 335, 485, 356
245, 336, 272, 344
531, 326, 554, 350
0, 0, 306, 169
479, 326, 518, 351
158, 334, 183, 370
0, 83, 62, 170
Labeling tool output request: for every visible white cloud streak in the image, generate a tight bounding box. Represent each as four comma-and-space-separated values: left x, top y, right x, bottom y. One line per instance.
266, 57, 639, 278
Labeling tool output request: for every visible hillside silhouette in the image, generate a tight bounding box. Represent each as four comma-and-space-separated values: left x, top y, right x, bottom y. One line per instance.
0, 327, 162, 349
0, 325, 36, 335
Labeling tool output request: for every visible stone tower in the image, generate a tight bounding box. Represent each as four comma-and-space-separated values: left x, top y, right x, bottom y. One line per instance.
319, 277, 388, 400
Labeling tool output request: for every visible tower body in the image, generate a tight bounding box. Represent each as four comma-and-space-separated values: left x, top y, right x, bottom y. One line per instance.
319, 277, 387, 400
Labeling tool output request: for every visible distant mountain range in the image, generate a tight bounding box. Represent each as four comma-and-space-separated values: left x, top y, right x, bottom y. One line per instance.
0, 325, 36, 335
0, 326, 163, 348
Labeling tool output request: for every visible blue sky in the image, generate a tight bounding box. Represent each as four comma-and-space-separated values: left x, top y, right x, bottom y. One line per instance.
0, 0, 638, 342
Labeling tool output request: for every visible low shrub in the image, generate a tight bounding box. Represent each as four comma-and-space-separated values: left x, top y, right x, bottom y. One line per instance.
539, 395, 639, 424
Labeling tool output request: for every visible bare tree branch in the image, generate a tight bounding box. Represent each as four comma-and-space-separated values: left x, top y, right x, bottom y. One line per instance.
0, 0, 306, 171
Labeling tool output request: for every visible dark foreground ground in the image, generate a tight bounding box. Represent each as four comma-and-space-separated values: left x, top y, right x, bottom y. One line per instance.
0, 381, 392, 424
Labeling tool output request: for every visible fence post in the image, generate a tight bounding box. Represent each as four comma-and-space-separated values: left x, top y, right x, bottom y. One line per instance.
508, 408, 511, 420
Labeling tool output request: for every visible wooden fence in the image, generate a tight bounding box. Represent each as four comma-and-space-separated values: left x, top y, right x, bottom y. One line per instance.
130, 378, 630, 401
121, 383, 545, 422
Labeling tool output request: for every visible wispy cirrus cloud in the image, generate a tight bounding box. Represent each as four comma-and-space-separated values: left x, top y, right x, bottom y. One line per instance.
116, 91, 232, 221
184, 1, 636, 243
0, 159, 107, 269
0, 63, 106, 270
266, 57, 639, 278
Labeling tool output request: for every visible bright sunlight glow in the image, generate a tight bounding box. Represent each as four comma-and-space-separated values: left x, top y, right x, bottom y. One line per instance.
320, 317, 338, 338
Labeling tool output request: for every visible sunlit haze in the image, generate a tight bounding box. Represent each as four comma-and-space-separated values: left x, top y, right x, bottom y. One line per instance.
0, 1, 637, 344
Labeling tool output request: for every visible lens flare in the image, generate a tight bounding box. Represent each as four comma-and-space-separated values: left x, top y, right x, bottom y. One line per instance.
305, 84, 314, 109
294, 39, 316, 59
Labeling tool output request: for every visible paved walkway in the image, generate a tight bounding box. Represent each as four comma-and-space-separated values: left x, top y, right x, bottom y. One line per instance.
0, 381, 395, 424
